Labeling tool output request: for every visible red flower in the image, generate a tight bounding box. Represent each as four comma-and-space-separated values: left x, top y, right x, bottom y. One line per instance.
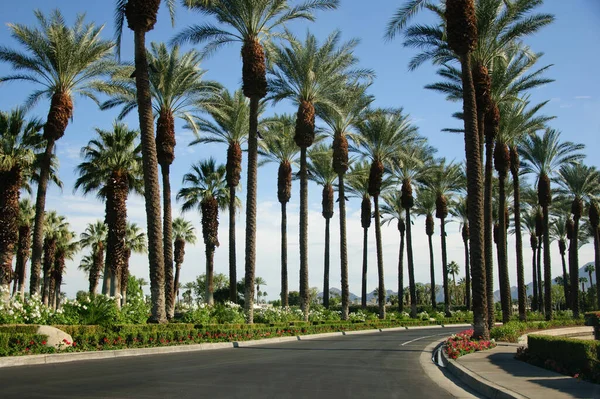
42, 341, 47, 345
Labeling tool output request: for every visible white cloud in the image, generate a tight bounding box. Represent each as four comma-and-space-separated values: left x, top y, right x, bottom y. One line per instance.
575, 96, 592, 100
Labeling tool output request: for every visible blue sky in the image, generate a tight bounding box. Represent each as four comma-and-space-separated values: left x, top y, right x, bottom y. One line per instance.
1, 1, 599, 301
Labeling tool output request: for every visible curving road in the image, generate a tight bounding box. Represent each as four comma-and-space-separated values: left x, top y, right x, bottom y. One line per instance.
0, 326, 466, 398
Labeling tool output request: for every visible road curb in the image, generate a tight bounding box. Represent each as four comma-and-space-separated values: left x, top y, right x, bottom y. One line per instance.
0, 323, 472, 368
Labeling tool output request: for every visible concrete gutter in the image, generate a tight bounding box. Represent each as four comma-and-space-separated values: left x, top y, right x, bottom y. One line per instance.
0, 323, 472, 368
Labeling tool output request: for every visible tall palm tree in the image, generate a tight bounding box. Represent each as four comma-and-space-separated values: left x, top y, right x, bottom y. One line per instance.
13, 199, 35, 299
0, 109, 44, 299
41, 211, 68, 305
176, 0, 339, 324
415, 187, 438, 309
451, 195, 471, 310
381, 191, 406, 312
114, 0, 176, 323
307, 144, 337, 308
393, 144, 435, 317
269, 30, 371, 320
102, 42, 219, 318
259, 114, 299, 307
191, 89, 260, 303
172, 217, 197, 302
255, 277, 267, 304
521, 209, 538, 310
122, 222, 147, 306
317, 83, 373, 318
555, 164, 600, 317
584, 263, 595, 292
549, 215, 570, 308
79, 221, 107, 296
0, 10, 116, 298
74, 122, 143, 307
52, 228, 78, 309
589, 202, 600, 309
580, 277, 588, 293
351, 108, 421, 319
178, 158, 228, 305
423, 159, 462, 316
520, 129, 585, 319
447, 261, 460, 291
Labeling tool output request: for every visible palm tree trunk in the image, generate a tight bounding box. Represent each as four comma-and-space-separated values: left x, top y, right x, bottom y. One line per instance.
89, 242, 103, 296
162, 165, 175, 319
512, 171, 526, 320
498, 175, 511, 323
42, 239, 55, 306
102, 262, 111, 296
373, 195, 385, 319
406, 208, 417, 318
361, 227, 368, 309
537, 239, 544, 314
464, 235, 471, 310
338, 174, 349, 319
532, 243, 537, 311
15, 216, 30, 300
229, 185, 237, 302
29, 141, 55, 296
206, 245, 215, 305
0, 170, 19, 299
323, 217, 330, 308
570, 217, 580, 317
484, 137, 494, 330
559, 250, 569, 305
280, 202, 288, 307
106, 175, 128, 309
398, 229, 405, 313
543, 206, 552, 320
428, 234, 436, 309
133, 28, 166, 323
244, 96, 259, 323
441, 218, 451, 316
594, 228, 600, 310
460, 53, 488, 340
299, 146, 309, 321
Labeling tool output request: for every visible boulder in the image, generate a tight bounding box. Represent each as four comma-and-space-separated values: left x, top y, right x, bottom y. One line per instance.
36, 325, 73, 350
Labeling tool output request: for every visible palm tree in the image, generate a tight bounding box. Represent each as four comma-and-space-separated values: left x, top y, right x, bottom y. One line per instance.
259, 114, 299, 307
78, 254, 95, 281
317, 83, 373, 319
307, 144, 337, 308
52, 228, 78, 309
41, 211, 68, 305
393, 144, 435, 317
122, 222, 147, 306
351, 108, 421, 319
415, 188, 438, 309
448, 261, 460, 291
585, 263, 595, 291
269, 30, 371, 320
74, 122, 144, 307
381, 191, 406, 312
520, 129, 585, 319
102, 42, 219, 318
346, 161, 374, 310
549, 215, 570, 308
0, 109, 44, 299
255, 277, 267, 304
13, 199, 35, 299
191, 89, 260, 303
580, 277, 588, 293
178, 158, 228, 305
0, 10, 116, 298
451, 195, 471, 310
176, 0, 338, 324
423, 159, 462, 316
172, 217, 197, 302
79, 221, 107, 296
555, 164, 600, 317
589, 202, 600, 309
521, 209, 538, 310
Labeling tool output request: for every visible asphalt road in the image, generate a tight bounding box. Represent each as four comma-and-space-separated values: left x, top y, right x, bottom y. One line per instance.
1, 327, 465, 399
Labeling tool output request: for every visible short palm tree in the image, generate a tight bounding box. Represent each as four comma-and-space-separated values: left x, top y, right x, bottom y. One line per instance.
172, 217, 197, 302
0, 109, 43, 298
52, 228, 78, 309
178, 158, 228, 305
415, 187, 438, 309
175, 0, 338, 324
255, 277, 267, 304
191, 89, 261, 303
447, 261, 460, 288
580, 277, 588, 293
41, 211, 68, 306
13, 199, 36, 299
0, 10, 116, 297
269, 30, 371, 320
451, 195, 471, 310
584, 263, 595, 291
259, 114, 299, 307
122, 222, 147, 306
555, 164, 600, 317
521, 209, 539, 310
115, 0, 176, 324
317, 83, 373, 319
520, 129, 585, 319
549, 215, 570, 308
74, 122, 143, 306
102, 42, 220, 318
381, 191, 406, 312
307, 144, 337, 308
351, 108, 421, 319
79, 221, 107, 296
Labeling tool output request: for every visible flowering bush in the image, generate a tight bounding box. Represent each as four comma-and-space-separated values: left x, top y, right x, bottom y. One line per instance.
444, 329, 496, 359
179, 301, 245, 325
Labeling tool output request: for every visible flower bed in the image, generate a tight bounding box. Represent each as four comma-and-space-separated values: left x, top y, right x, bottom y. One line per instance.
444, 329, 496, 359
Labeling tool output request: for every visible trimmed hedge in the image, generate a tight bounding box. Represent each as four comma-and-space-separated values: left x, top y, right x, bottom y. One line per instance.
0, 325, 39, 334
0, 333, 53, 357
527, 335, 600, 378
490, 319, 585, 342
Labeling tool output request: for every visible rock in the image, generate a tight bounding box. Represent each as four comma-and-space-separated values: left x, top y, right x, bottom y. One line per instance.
36, 325, 73, 350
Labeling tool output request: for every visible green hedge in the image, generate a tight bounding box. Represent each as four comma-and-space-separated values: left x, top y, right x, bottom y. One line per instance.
584, 312, 600, 326
0, 333, 52, 357
527, 335, 600, 375
490, 319, 585, 342
0, 325, 39, 334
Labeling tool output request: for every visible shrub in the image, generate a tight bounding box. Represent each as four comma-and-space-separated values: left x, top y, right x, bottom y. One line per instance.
444, 329, 496, 359
491, 319, 585, 342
